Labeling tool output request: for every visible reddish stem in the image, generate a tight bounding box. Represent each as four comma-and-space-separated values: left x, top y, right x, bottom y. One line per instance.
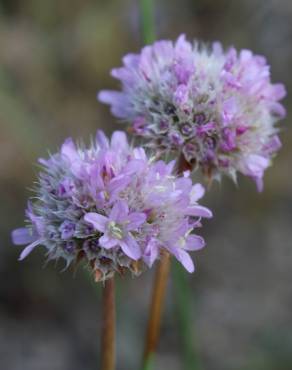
101, 277, 116, 370
143, 251, 171, 361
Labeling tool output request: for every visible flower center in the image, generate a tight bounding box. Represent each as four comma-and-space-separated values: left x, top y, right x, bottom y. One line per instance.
108, 221, 124, 239
178, 237, 186, 248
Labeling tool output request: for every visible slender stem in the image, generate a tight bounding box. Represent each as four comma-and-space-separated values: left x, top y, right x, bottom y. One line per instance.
143, 251, 171, 363
173, 262, 201, 370
139, 0, 156, 44
101, 277, 116, 370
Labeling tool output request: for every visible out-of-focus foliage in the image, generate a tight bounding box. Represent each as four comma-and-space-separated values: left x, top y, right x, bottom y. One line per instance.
0, 1, 291, 369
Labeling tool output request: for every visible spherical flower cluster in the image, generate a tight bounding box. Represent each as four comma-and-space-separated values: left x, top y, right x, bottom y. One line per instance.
12, 131, 212, 280
99, 35, 286, 191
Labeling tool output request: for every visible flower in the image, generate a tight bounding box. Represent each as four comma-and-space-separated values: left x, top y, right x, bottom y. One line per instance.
98, 35, 286, 191
85, 201, 146, 260
11, 131, 212, 279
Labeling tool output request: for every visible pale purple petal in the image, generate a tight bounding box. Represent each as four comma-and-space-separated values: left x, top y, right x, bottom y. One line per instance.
255, 177, 264, 192
108, 175, 131, 198
11, 228, 36, 245
18, 239, 42, 261
175, 34, 192, 55
126, 212, 147, 230
186, 205, 213, 218
184, 235, 205, 251
96, 130, 109, 149
212, 41, 223, 56
99, 234, 118, 249
270, 102, 286, 118
61, 138, 79, 162
122, 53, 140, 68
111, 67, 134, 83
269, 83, 286, 100
111, 131, 129, 153
119, 235, 141, 260
89, 166, 104, 190
153, 40, 174, 64
123, 159, 146, 175
190, 183, 205, 202
133, 147, 147, 160
264, 136, 282, 155
110, 200, 129, 222
240, 154, 269, 178
84, 213, 108, 232
172, 248, 195, 273
98, 90, 122, 104
26, 202, 45, 235
143, 239, 159, 267
98, 91, 130, 118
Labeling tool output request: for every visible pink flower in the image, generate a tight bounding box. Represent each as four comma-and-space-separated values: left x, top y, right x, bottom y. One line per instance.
12, 131, 212, 279
98, 35, 286, 191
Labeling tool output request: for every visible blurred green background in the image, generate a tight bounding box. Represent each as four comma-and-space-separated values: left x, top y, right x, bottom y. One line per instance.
0, 1, 291, 369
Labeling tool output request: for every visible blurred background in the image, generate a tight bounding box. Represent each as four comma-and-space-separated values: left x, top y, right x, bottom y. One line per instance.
0, 0, 291, 369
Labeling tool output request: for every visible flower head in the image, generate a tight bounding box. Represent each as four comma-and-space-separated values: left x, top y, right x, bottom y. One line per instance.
12, 131, 212, 280
98, 35, 286, 191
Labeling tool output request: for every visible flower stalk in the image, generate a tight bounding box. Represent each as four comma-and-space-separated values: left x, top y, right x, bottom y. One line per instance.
173, 262, 202, 370
139, 0, 155, 44
101, 277, 116, 370
143, 250, 171, 363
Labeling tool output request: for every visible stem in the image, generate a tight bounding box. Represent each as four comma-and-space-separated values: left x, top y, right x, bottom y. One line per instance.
143, 251, 171, 363
101, 277, 116, 370
173, 262, 201, 370
139, 0, 156, 44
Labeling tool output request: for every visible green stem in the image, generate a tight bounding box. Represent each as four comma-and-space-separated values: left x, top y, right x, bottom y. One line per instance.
143, 353, 155, 370
173, 262, 202, 370
139, 0, 156, 44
